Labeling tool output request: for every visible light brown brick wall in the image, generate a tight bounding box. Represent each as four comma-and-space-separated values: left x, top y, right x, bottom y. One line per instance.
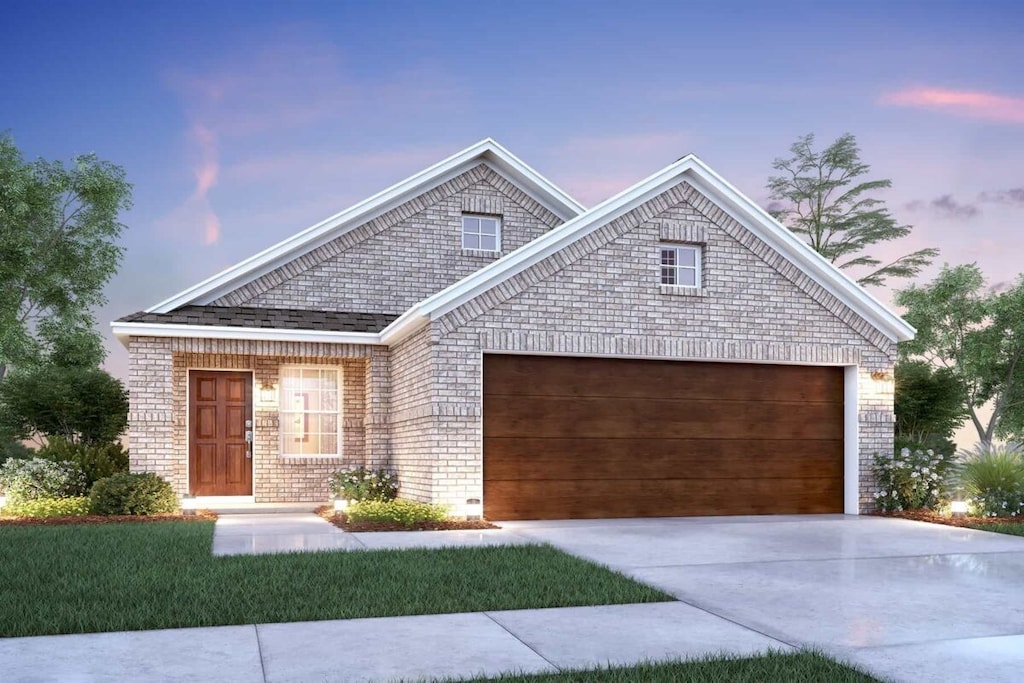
212, 164, 564, 314
418, 180, 895, 514
128, 336, 389, 502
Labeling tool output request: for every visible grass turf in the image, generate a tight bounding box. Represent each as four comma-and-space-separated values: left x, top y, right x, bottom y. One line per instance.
968, 522, 1024, 537
456, 651, 881, 683
0, 521, 670, 637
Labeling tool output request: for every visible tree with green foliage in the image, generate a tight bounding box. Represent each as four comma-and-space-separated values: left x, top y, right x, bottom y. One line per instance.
896, 264, 1024, 446
0, 133, 131, 380
0, 365, 128, 445
768, 133, 938, 287
894, 359, 968, 454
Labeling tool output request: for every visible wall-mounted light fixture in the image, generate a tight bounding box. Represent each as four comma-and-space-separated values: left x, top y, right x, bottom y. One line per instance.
259, 381, 277, 405
465, 498, 482, 521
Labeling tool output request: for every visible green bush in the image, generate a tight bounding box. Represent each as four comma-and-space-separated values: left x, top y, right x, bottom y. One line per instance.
89, 473, 178, 516
4, 496, 91, 518
0, 457, 87, 503
328, 466, 397, 502
36, 439, 129, 489
346, 499, 448, 526
1, 440, 34, 465
872, 447, 956, 512
958, 443, 1024, 517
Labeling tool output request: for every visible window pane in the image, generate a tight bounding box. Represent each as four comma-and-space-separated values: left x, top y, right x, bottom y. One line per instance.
678, 268, 697, 287
661, 248, 676, 265
679, 247, 696, 267
319, 369, 338, 392
321, 414, 337, 435
462, 217, 479, 232
463, 233, 480, 249
661, 267, 676, 285
480, 219, 497, 236
480, 235, 497, 251
319, 433, 338, 455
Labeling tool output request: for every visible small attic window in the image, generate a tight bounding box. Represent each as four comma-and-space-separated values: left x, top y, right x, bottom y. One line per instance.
660, 244, 701, 287
462, 214, 501, 252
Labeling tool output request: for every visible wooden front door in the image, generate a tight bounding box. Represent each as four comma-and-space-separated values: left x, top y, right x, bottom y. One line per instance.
189, 371, 253, 496
483, 354, 845, 520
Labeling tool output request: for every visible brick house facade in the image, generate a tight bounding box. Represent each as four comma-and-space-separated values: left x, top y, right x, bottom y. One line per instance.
114, 139, 910, 518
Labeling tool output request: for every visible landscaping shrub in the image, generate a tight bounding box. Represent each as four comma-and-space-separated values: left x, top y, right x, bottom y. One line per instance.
0, 457, 87, 503
36, 439, 129, 489
3, 496, 91, 518
958, 443, 1024, 518
328, 466, 397, 502
89, 473, 178, 516
346, 499, 448, 526
1, 440, 34, 465
872, 447, 955, 512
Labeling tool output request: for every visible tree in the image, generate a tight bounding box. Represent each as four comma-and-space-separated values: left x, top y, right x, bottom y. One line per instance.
896, 264, 1024, 446
768, 133, 938, 287
0, 365, 128, 445
894, 359, 968, 453
0, 133, 131, 380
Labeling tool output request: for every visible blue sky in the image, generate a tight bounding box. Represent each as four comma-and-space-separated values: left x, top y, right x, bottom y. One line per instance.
3, 0, 1023, 379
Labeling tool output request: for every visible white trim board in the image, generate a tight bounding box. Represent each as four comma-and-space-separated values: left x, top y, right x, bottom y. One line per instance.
146, 139, 585, 314
386, 154, 915, 344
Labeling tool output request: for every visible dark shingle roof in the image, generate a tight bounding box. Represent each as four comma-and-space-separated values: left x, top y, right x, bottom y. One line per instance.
117, 306, 397, 333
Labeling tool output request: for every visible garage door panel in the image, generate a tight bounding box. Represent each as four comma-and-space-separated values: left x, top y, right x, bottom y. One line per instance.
484, 395, 844, 441
483, 437, 844, 482
483, 478, 845, 520
484, 355, 844, 404
482, 355, 844, 520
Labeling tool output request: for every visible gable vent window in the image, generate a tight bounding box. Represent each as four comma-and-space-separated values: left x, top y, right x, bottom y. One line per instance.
660, 244, 701, 287
462, 214, 501, 252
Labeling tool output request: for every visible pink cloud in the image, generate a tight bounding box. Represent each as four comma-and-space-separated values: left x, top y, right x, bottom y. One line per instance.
880, 87, 1024, 123
153, 123, 222, 246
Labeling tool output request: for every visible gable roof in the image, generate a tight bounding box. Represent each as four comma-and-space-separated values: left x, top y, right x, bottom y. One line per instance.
379, 154, 915, 344
145, 139, 585, 314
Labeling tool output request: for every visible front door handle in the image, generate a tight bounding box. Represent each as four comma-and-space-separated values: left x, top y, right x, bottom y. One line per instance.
245, 430, 253, 458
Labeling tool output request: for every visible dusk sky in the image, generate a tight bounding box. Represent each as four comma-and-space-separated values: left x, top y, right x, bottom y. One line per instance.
3, 0, 1023, 381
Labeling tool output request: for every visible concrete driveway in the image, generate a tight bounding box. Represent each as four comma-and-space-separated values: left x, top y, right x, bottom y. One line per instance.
503, 515, 1024, 683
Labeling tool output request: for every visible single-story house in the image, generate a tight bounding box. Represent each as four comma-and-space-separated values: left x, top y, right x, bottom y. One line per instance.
112, 138, 911, 520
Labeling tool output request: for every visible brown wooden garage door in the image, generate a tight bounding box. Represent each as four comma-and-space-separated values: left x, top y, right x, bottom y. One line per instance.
483, 354, 844, 520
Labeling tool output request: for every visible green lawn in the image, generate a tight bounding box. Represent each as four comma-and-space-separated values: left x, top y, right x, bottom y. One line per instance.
458, 651, 881, 683
0, 521, 670, 637
968, 522, 1024, 537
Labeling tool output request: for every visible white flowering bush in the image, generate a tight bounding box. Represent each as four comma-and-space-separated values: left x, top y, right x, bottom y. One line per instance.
328, 466, 397, 503
958, 443, 1024, 518
872, 448, 954, 512
0, 457, 87, 504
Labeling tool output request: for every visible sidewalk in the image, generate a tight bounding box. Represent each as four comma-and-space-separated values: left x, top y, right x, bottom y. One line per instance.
0, 602, 788, 682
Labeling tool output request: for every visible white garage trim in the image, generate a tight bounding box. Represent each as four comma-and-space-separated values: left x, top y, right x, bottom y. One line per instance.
844, 366, 860, 515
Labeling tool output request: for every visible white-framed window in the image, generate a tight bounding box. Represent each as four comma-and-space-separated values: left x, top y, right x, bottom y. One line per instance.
462, 214, 501, 251
279, 367, 341, 457
660, 243, 701, 288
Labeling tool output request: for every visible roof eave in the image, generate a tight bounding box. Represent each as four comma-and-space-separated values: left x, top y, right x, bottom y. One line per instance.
110, 321, 385, 348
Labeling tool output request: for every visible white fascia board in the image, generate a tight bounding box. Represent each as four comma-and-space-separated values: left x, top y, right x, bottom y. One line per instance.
110, 321, 384, 348
681, 157, 916, 342
145, 139, 584, 314
387, 155, 915, 344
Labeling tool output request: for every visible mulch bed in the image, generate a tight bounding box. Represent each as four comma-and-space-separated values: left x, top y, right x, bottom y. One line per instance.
315, 505, 499, 532
872, 510, 1021, 529
0, 511, 218, 527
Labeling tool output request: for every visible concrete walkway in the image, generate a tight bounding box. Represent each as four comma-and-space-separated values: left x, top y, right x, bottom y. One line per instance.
0, 602, 787, 682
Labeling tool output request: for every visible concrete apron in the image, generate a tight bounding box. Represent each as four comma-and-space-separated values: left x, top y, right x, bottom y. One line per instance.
500, 514, 1024, 683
